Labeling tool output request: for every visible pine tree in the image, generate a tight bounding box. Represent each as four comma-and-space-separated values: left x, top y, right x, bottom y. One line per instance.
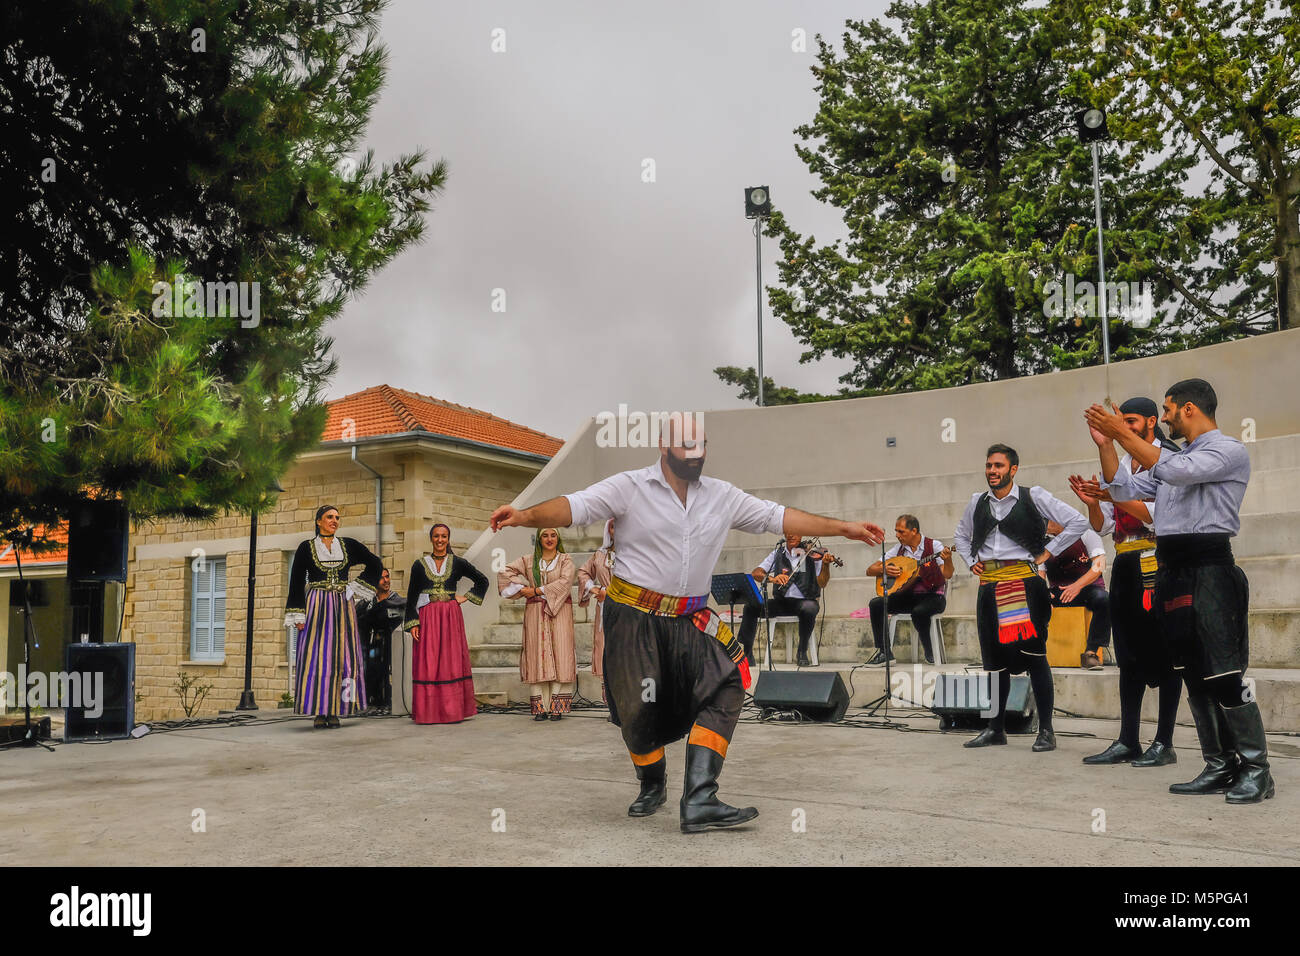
716, 0, 1226, 403
0, 0, 445, 539
1090, 0, 1299, 331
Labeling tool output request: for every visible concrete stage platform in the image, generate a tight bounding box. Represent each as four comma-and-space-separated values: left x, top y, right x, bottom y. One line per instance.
1, 706, 1296, 867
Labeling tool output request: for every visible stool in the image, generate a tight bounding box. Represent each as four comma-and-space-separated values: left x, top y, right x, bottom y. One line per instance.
886, 613, 945, 664
762, 616, 818, 667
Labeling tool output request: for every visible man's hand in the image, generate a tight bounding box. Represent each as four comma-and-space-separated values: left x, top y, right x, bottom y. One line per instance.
940, 546, 952, 561
773, 572, 791, 588
843, 521, 887, 546
1069, 474, 1110, 502
1034, 550, 1053, 567
970, 561, 985, 577
1059, 582, 1083, 604
1085, 402, 1128, 442
884, 561, 903, 577
490, 505, 524, 531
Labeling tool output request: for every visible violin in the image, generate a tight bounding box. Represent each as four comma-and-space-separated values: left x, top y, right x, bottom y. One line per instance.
804, 538, 844, 568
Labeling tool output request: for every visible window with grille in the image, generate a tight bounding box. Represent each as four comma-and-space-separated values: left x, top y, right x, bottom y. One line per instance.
190, 557, 226, 661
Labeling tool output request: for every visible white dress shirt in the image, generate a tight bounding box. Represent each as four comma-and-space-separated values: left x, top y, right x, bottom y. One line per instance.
759, 545, 822, 600
952, 484, 1088, 566
884, 536, 947, 594
566, 461, 786, 597
1097, 439, 1160, 536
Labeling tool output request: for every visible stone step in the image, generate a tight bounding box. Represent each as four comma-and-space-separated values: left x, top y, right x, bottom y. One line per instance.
749, 662, 1300, 733
717, 509, 1300, 566
710, 552, 1300, 612
495, 595, 591, 625
467, 667, 605, 706
766, 609, 1297, 668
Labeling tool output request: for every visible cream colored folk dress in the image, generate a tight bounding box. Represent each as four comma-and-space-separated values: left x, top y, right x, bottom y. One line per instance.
499, 554, 578, 715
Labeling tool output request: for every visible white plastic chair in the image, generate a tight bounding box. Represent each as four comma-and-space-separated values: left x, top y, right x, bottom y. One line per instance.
762, 615, 817, 667
887, 612, 945, 664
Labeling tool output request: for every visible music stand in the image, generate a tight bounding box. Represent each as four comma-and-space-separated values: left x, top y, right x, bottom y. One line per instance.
710, 572, 763, 667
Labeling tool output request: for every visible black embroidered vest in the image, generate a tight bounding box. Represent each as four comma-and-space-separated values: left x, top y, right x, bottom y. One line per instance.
773, 544, 821, 601
970, 489, 1048, 558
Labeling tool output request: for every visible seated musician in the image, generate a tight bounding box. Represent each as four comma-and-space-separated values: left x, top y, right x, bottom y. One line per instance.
1042, 520, 1111, 669
736, 532, 836, 668
867, 515, 954, 665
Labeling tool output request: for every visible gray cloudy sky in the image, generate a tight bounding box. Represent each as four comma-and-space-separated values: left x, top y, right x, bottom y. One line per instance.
328, 0, 892, 438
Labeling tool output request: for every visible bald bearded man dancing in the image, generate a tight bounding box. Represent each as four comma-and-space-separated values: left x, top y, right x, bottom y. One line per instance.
491, 413, 885, 833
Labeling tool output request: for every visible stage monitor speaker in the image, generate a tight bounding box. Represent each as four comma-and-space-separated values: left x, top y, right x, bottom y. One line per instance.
752, 670, 850, 722
64, 642, 135, 742
930, 672, 1036, 733
67, 499, 129, 582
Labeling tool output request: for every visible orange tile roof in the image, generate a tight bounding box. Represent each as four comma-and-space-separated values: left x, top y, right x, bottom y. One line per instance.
322, 385, 564, 458
0, 523, 68, 568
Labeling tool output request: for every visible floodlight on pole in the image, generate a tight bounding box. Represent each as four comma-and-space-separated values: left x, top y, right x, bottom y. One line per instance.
745, 186, 771, 407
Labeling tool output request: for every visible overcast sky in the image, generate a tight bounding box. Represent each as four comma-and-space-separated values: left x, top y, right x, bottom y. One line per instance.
327, 0, 893, 438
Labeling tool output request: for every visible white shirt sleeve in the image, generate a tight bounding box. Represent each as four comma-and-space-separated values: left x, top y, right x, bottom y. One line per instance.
884, 543, 902, 560
502, 582, 524, 598
1081, 529, 1106, 558
729, 487, 786, 536
953, 496, 978, 565
759, 548, 780, 574
565, 472, 633, 527
1097, 500, 1116, 537
1030, 486, 1088, 557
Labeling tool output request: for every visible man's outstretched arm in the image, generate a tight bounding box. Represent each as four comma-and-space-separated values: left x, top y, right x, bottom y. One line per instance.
782, 506, 885, 546
490, 497, 574, 531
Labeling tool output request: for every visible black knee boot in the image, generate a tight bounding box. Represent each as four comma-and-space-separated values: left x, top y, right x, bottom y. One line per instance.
680, 744, 758, 833
1220, 702, 1275, 804
1027, 657, 1056, 752
1170, 695, 1239, 794
628, 756, 667, 817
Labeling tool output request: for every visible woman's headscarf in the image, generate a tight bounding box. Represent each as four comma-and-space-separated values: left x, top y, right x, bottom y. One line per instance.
533, 527, 566, 585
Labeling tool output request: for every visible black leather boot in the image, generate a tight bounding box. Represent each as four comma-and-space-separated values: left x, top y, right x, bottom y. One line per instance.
1032, 727, 1057, 752
1131, 740, 1177, 767
964, 725, 1007, 748
1083, 739, 1140, 764
1170, 695, 1239, 795
679, 744, 758, 833
628, 756, 668, 817
1220, 702, 1275, 804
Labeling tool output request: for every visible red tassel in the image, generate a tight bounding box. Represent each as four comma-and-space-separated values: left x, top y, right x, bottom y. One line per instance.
738, 657, 752, 689
1142, 589, 1153, 612
998, 621, 1038, 645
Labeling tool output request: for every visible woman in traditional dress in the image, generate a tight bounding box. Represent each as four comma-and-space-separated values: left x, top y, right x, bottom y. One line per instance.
577, 518, 615, 703
498, 528, 577, 720
284, 505, 384, 729
403, 523, 489, 724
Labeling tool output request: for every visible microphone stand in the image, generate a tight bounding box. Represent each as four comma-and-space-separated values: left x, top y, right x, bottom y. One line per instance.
8, 530, 52, 750
861, 539, 895, 721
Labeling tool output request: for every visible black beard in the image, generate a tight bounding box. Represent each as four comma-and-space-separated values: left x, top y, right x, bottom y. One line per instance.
665, 453, 704, 481
986, 473, 1010, 490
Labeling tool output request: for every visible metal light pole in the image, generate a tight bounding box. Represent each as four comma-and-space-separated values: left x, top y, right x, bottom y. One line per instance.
754, 221, 765, 407
745, 186, 772, 407
1090, 140, 1111, 367
237, 480, 284, 711
1078, 109, 1112, 369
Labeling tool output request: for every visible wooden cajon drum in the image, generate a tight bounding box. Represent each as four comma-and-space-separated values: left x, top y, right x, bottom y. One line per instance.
1046, 605, 1095, 667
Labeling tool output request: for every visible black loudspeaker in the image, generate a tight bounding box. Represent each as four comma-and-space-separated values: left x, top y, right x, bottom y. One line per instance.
64, 643, 135, 742
931, 673, 1036, 733
752, 670, 850, 722
66, 499, 129, 582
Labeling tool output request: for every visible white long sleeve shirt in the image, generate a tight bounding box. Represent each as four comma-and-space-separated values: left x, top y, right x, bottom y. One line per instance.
565, 461, 786, 597
952, 484, 1088, 567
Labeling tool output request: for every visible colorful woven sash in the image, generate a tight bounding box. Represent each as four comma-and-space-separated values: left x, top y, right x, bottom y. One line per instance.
1115, 541, 1159, 610
978, 560, 1038, 645
606, 576, 752, 688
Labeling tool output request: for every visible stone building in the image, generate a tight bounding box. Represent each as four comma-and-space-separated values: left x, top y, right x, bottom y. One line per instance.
0, 385, 562, 722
